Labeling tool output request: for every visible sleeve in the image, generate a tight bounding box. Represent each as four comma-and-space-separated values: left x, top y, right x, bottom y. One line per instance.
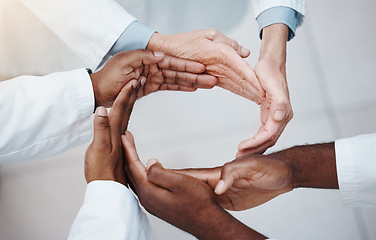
108, 21, 156, 55
68, 180, 155, 240
256, 7, 300, 41
20, 0, 136, 70
335, 133, 376, 208
251, 0, 305, 40
0, 69, 94, 164
251, 0, 305, 18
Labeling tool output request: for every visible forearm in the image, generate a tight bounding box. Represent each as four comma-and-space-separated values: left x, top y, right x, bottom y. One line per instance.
271, 142, 339, 189
259, 24, 288, 68
0, 69, 94, 164
193, 205, 266, 240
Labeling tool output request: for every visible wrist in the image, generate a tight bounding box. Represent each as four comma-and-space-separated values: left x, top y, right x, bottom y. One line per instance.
271, 143, 338, 189
259, 24, 288, 67
146, 32, 166, 52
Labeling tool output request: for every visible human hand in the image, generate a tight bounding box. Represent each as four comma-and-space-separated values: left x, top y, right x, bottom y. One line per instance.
90, 49, 217, 108
146, 29, 265, 104
122, 131, 266, 240
136, 54, 218, 98
84, 80, 137, 185
178, 153, 293, 211
237, 24, 293, 155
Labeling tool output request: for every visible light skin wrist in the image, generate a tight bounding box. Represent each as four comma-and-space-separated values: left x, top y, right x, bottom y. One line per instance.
146, 32, 165, 52
259, 23, 289, 68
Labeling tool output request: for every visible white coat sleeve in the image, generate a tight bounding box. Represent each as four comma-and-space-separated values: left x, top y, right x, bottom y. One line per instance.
20, 0, 136, 70
68, 180, 155, 240
0, 69, 94, 164
251, 0, 306, 18
335, 133, 376, 208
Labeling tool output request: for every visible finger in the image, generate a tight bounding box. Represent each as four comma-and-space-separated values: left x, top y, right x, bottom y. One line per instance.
121, 131, 147, 191
91, 106, 111, 152
237, 117, 286, 154
175, 167, 221, 189
147, 160, 186, 191
206, 29, 250, 58
215, 160, 251, 195
116, 49, 165, 71
158, 84, 197, 92
162, 69, 218, 87
210, 45, 264, 97
157, 55, 206, 74
270, 100, 293, 122
109, 80, 136, 135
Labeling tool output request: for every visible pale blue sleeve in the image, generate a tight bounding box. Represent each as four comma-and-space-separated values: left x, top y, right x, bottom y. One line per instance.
256, 6, 302, 41
108, 21, 155, 55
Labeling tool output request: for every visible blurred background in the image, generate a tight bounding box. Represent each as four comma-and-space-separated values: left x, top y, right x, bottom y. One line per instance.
1, 0, 376, 239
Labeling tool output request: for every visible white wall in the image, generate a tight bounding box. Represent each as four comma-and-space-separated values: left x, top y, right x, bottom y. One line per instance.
1, 0, 376, 239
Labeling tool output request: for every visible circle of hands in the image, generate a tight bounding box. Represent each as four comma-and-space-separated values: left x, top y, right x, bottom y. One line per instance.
86, 29, 294, 234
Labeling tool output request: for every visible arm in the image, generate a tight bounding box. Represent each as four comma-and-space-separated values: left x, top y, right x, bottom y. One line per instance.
69, 82, 154, 240
20, 0, 135, 70
179, 142, 338, 211
122, 131, 267, 240
0, 49, 214, 163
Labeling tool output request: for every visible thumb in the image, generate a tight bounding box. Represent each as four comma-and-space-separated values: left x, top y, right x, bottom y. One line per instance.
92, 107, 111, 151
214, 162, 244, 195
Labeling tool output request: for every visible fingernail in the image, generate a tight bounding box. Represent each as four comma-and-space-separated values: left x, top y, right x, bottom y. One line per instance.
241, 47, 249, 55
140, 76, 147, 87
274, 110, 284, 121
146, 158, 158, 170
97, 107, 107, 117
153, 51, 164, 57
215, 180, 225, 195
132, 80, 138, 89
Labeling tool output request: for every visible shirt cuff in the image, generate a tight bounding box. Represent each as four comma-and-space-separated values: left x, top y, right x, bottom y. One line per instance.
335, 133, 376, 208
257, 6, 300, 41
109, 21, 156, 55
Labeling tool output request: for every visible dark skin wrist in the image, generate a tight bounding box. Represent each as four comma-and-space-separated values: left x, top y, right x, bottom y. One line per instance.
271, 142, 339, 189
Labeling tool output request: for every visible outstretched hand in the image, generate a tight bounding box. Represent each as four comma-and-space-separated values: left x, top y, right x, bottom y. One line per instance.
147, 29, 265, 104
90, 49, 217, 108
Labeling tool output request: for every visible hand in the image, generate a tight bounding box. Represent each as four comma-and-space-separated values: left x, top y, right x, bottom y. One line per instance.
136, 54, 218, 98
237, 24, 293, 155
84, 80, 137, 185
90, 49, 217, 108
146, 29, 265, 104
177, 153, 293, 211
122, 131, 266, 240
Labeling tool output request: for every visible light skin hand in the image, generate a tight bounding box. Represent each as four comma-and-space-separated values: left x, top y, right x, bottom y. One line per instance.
84, 80, 137, 185
237, 24, 293, 155
122, 131, 266, 240
90, 49, 218, 108
146, 29, 266, 104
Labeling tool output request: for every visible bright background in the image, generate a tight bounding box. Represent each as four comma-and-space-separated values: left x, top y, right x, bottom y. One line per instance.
0, 0, 376, 239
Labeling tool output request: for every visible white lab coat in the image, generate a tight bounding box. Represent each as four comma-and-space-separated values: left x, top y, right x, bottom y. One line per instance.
20, 0, 136, 70
68, 181, 155, 240
335, 133, 376, 208
0, 0, 306, 239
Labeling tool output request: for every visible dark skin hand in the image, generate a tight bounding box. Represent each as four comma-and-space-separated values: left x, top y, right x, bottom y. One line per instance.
178, 142, 338, 211
122, 131, 267, 240
90, 49, 217, 108
84, 79, 137, 185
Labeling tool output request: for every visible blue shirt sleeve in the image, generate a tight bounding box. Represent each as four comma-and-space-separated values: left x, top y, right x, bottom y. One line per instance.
256, 6, 302, 41
108, 21, 155, 55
